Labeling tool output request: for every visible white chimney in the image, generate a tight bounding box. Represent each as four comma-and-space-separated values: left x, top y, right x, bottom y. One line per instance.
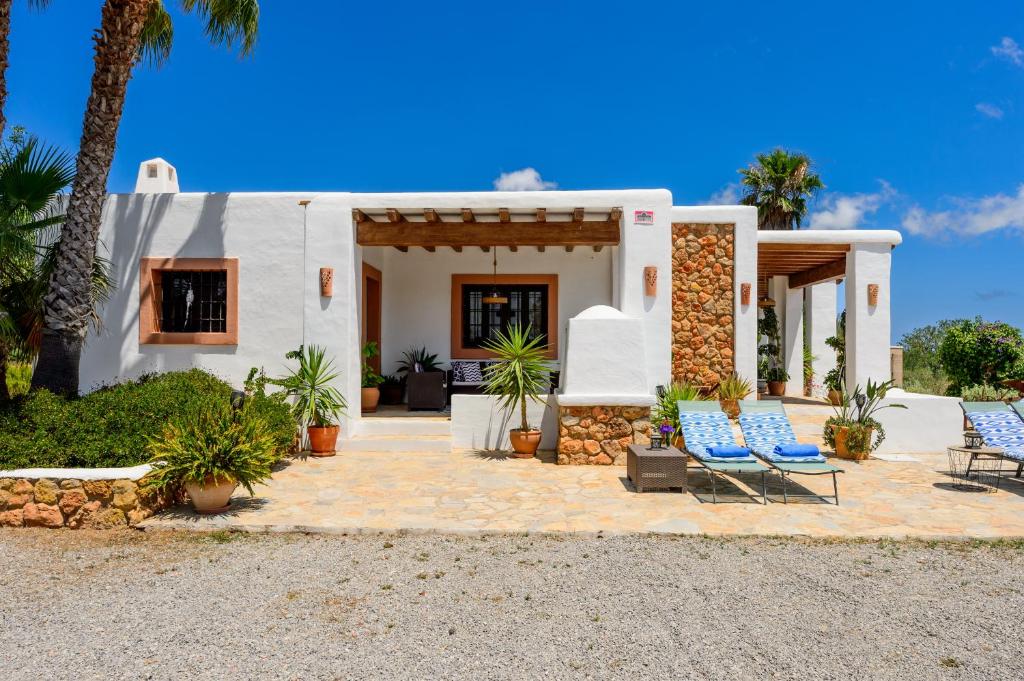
134, 157, 179, 193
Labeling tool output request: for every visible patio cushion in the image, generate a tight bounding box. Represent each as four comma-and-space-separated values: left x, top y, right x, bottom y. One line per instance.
738, 411, 828, 463
451, 360, 484, 384
774, 444, 821, 457
966, 409, 1024, 462
678, 410, 756, 463
705, 445, 751, 458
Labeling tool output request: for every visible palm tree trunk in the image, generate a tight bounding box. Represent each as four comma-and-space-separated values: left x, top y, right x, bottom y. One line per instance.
0, 345, 9, 401
519, 394, 528, 433
32, 0, 151, 396
0, 0, 10, 139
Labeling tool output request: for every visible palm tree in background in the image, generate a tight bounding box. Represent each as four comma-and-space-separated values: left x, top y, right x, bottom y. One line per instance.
739, 148, 824, 230
32, 0, 259, 395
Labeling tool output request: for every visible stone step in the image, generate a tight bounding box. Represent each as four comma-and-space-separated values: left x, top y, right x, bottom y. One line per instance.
353, 417, 452, 437
339, 435, 452, 453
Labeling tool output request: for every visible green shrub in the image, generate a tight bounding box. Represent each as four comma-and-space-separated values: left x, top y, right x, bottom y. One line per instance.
902, 366, 950, 396
5, 362, 31, 397
0, 369, 294, 470
938, 318, 1024, 395
960, 383, 1015, 402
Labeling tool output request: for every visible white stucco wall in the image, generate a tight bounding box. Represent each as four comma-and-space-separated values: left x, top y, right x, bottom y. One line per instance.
845, 242, 893, 392
366, 244, 613, 375
874, 391, 964, 455
806, 282, 838, 395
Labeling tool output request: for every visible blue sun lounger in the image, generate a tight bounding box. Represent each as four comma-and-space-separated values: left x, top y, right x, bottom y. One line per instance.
1011, 400, 1024, 422
737, 400, 843, 505
961, 401, 1024, 480
677, 400, 767, 504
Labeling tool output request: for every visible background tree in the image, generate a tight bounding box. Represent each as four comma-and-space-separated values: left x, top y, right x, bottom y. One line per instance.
938, 318, 1024, 395
32, 0, 259, 395
739, 148, 824, 230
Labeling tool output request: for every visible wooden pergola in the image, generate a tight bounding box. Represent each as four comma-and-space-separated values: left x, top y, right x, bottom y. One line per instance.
353, 207, 622, 253
757, 242, 848, 294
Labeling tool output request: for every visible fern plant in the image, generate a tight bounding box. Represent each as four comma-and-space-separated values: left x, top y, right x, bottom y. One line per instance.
144, 401, 278, 495
482, 324, 549, 432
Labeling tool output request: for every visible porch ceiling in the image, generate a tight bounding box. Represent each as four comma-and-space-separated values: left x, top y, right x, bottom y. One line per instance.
757, 243, 848, 289
354, 207, 621, 252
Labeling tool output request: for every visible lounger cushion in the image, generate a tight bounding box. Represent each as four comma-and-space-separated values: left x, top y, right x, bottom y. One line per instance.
678, 411, 757, 463
967, 409, 1024, 462
738, 412, 828, 463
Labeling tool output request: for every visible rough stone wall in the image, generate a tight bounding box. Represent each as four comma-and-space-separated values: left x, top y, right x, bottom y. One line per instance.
557, 406, 651, 465
0, 477, 170, 529
671, 223, 736, 387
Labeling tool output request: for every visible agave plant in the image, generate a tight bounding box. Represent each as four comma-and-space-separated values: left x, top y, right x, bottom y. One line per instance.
716, 373, 753, 400
271, 344, 347, 428
482, 324, 549, 432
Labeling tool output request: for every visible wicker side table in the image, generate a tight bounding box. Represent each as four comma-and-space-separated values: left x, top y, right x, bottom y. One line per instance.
627, 444, 688, 493
946, 445, 1004, 491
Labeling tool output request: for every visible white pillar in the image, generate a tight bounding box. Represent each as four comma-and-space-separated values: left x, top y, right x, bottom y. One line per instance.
845, 243, 892, 393
783, 280, 804, 396
805, 282, 837, 397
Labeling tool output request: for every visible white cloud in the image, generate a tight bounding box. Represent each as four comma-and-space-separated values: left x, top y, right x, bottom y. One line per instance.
902, 185, 1024, 237
807, 181, 896, 230
991, 36, 1024, 66
975, 102, 1004, 119
702, 183, 741, 205
493, 167, 557, 191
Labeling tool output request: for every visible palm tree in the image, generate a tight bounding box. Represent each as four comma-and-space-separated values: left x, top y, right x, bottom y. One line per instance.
32, 0, 259, 395
0, 130, 111, 399
739, 148, 824, 230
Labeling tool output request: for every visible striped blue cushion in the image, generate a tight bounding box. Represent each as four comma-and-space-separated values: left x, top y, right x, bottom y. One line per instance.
968, 411, 1024, 462
738, 412, 827, 463
679, 411, 756, 462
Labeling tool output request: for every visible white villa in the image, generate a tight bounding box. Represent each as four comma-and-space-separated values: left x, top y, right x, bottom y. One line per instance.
81, 158, 916, 460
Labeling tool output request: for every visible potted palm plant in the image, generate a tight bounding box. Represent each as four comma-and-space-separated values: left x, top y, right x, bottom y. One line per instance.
273, 345, 347, 455
717, 373, 753, 419
361, 341, 384, 413
482, 324, 549, 458
823, 379, 906, 460
653, 381, 707, 447
144, 401, 278, 514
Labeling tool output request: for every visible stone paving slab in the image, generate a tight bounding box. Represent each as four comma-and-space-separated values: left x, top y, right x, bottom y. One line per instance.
144, 446, 1024, 540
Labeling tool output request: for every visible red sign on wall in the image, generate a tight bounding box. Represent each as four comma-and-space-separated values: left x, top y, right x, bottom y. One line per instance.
633, 210, 655, 225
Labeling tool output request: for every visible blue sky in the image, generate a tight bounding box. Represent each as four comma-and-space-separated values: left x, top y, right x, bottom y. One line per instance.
6, 1, 1024, 341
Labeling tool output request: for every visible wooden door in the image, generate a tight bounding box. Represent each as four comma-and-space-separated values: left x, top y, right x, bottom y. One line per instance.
362, 263, 382, 374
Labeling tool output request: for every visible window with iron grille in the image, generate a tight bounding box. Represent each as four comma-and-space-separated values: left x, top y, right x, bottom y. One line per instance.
159, 270, 228, 333
461, 284, 548, 348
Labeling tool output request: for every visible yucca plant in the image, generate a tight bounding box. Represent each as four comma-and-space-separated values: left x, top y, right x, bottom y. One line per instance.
482, 324, 549, 433
716, 373, 753, 400
272, 344, 346, 428
653, 381, 707, 433
144, 400, 278, 496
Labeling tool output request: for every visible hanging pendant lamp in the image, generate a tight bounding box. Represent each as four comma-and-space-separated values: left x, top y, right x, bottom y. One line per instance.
482, 247, 508, 305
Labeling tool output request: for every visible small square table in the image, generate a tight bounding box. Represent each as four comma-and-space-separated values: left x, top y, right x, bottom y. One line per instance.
627, 444, 688, 493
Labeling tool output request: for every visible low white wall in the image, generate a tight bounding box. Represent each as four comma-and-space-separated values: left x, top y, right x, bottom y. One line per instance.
874, 390, 964, 455
451, 394, 558, 451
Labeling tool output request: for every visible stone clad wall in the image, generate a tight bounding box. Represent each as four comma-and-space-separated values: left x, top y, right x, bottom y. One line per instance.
671, 223, 736, 387
557, 406, 651, 465
0, 477, 170, 529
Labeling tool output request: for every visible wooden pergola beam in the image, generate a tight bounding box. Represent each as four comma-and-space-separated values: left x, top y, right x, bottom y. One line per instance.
424, 208, 441, 223
787, 258, 846, 289
386, 208, 403, 223
498, 208, 511, 223
480, 245, 490, 252
393, 245, 408, 253
423, 246, 436, 253
609, 207, 622, 222
353, 209, 372, 223
357, 220, 620, 248
592, 245, 603, 252
451, 246, 463, 253
759, 243, 850, 254
572, 207, 585, 222
565, 245, 575, 252
509, 245, 518, 252
536, 208, 546, 222
537, 245, 546, 252
461, 208, 475, 223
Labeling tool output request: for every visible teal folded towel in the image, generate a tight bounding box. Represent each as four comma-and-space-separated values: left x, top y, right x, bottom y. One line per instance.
705, 445, 750, 458
773, 444, 820, 457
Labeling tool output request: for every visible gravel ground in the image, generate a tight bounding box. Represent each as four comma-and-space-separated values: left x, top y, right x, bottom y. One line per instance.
1, 529, 1022, 680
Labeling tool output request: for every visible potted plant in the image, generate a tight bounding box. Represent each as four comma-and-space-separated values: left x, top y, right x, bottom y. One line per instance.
379, 374, 404, 405
765, 367, 789, 396
144, 400, 278, 514
361, 341, 384, 413
396, 346, 443, 375
824, 312, 846, 405
717, 373, 753, 419
823, 379, 906, 460
758, 307, 787, 396
273, 345, 347, 455
653, 381, 706, 447
482, 324, 549, 458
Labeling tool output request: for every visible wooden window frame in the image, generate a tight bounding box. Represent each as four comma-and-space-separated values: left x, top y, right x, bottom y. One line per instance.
451, 274, 558, 359
139, 257, 239, 345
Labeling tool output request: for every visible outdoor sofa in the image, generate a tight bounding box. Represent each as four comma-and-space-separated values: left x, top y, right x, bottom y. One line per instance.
960, 401, 1024, 479
737, 400, 842, 505
677, 400, 767, 504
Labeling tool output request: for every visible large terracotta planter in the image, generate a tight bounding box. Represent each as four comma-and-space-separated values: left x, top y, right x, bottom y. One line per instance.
833, 425, 871, 461
509, 429, 542, 458
184, 477, 236, 514
767, 381, 786, 397
719, 399, 739, 420
361, 387, 380, 413
308, 424, 340, 456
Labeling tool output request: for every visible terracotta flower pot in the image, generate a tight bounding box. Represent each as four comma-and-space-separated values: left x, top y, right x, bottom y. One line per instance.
361, 387, 380, 413
308, 424, 340, 456
184, 477, 236, 515
719, 399, 739, 420
827, 389, 843, 406
833, 425, 871, 461
767, 381, 786, 397
509, 429, 542, 458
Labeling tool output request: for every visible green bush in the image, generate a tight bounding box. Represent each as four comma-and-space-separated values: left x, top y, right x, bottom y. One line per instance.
938, 318, 1024, 395
5, 362, 31, 397
0, 369, 294, 470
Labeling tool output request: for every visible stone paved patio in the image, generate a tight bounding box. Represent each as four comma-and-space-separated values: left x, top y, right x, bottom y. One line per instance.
145, 406, 1024, 539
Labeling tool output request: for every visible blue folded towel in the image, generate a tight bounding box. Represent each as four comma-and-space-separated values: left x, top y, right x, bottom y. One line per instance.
705, 445, 751, 458
773, 444, 820, 457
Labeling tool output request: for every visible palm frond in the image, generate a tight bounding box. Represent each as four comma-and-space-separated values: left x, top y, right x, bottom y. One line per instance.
182, 0, 260, 56
139, 0, 174, 67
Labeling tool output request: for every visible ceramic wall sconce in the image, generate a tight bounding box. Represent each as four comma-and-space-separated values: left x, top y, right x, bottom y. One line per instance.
867, 283, 879, 307
740, 282, 752, 306
320, 267, 334, 297
643, 266, 657, 296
